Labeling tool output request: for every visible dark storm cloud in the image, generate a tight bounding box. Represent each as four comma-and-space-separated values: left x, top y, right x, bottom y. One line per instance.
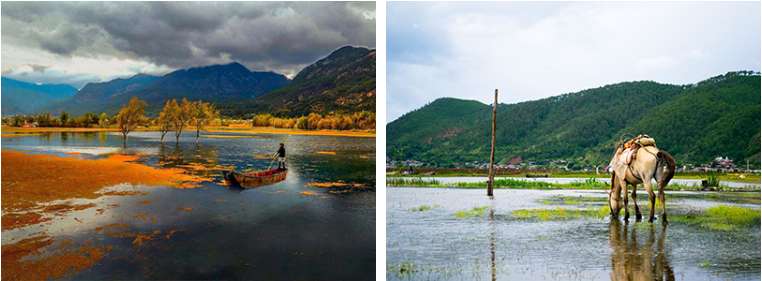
2, 2, 375, 75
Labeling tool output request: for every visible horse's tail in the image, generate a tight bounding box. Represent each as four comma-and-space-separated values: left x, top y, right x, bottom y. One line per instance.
655, 150, 676, 187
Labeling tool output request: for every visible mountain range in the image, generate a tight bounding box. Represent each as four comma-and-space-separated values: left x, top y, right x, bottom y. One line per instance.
387, 71, 760, 166
1, 78, 78, 115
218, 46, 376, 116
1, 45, 375, 117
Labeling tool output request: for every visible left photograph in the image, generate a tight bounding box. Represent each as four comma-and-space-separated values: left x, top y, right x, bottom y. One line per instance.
1, 2, 376, 280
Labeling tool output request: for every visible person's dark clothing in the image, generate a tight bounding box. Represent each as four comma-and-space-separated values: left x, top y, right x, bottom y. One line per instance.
277, 147, 286, 157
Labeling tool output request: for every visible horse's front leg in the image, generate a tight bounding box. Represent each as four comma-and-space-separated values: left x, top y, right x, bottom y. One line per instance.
631, 186, 642, 221
621, 179, 630, 222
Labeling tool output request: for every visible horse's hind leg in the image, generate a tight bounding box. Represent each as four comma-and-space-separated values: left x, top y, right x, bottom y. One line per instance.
631, 186, 642, 221
644, 180, 656, 223
658, 181, 668, 225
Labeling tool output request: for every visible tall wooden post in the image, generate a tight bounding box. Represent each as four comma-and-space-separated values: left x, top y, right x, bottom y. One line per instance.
487, 89, 497, 198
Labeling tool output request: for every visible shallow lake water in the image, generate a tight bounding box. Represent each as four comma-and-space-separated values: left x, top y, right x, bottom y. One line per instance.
387, 187, 760, 281
2, 131, 375, 280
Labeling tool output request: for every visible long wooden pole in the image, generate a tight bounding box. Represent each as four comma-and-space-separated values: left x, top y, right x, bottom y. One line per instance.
487, 89, 497, 198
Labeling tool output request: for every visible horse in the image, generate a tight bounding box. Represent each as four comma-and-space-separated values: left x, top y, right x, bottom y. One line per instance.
607, 142, 676, 224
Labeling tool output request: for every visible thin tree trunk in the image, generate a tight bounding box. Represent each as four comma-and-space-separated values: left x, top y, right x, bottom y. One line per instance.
487, 89, 497, 198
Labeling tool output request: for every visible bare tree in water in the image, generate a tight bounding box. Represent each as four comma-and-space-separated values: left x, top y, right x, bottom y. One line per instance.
168, 98, 192, 144
190, 101, 219, 142
116, 97, 147, 147
157, 101, 174, 143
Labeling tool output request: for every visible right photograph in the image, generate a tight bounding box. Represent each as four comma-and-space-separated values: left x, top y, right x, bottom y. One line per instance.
386, 2, 760, 281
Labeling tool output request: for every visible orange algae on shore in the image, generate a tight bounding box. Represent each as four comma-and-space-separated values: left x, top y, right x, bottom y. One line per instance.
43, 203, 97, 214
2, 150, 207, 212
2, 235, 111, 281
1, 133, 43, 138
300, 191, 317, 196
100, 190, 149, 196
307, 182, 363, 188
2, 212, 51, 230
1, 150, 208, 230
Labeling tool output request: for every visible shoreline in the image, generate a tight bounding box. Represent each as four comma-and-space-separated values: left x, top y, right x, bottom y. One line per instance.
1, 126, 375, 138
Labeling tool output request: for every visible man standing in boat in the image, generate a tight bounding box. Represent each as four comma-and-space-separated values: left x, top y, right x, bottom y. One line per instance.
275, 143, 287, 170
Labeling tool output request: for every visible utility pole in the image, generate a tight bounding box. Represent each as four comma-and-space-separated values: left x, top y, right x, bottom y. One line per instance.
487, 89, 497, 198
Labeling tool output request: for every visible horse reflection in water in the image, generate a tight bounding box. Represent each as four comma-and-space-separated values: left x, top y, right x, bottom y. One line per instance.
609, 220, 675, 281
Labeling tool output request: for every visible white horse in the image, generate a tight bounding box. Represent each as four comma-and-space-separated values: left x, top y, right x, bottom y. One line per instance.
608, 143, 676, 224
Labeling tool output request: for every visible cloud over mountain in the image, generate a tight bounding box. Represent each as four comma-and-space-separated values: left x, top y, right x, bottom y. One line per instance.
2, 2, 375, 87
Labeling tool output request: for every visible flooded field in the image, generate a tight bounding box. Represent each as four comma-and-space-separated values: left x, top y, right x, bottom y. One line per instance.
389, 176, 760, 189
2, 131, 375, 280
387, 187, 760, 281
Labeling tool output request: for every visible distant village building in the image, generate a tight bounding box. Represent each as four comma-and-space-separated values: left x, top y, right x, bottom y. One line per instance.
710, 157, 736, 171
21, 121, 38, 128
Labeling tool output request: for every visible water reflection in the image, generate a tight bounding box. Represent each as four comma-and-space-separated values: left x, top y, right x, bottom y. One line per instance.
152, 142, 234, 183
609, 220, 674, 281
489, 206, 497, 281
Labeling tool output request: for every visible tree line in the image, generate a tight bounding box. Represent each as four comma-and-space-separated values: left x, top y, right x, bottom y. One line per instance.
116, 97, 219, 145
251, 111, 375, 130
3, 111, 113, 128
3, 97, 375, 146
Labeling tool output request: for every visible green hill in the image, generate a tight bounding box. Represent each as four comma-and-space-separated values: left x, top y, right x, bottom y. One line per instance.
387, 71, 760, 167
219, 46, 375, 117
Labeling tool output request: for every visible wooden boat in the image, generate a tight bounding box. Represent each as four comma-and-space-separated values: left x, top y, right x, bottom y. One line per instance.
223, 168, 287, 188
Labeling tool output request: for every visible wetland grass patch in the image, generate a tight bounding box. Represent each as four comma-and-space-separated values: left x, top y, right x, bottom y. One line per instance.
512, 206, 610, 221
387, 177, 441, 187
389, 262, 420, 279
410, 204, 438, 212
670, 205, 760, 231
454, 206, 489, 219
540, 195, 606, 205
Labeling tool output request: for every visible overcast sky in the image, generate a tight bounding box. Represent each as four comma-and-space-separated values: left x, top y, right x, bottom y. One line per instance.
1, 2, 375, 88
388, 2, 760, 121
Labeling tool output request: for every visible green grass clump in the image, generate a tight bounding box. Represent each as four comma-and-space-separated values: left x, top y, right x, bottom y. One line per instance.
671, 205, 760, 231
512, 206, 610, 221
387, 177, 440, 187
540, 195, 605, 205
390, 262, 417, 278
410, 204, 437, 212
454, 206, 489, 219
706, 173, 720, 187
